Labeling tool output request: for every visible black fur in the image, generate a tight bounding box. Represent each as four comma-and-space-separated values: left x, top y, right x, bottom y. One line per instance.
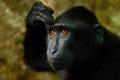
23, 2, 53, 71
24, 2, 120, 80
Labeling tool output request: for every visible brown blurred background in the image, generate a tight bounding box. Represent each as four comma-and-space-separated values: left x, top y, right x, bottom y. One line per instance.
0, 0, 120, 80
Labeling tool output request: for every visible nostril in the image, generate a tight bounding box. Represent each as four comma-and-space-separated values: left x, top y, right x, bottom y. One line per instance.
52, 50, 57, 55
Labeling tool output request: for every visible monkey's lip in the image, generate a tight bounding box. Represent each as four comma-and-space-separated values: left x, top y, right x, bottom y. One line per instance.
49, 60, 65, 71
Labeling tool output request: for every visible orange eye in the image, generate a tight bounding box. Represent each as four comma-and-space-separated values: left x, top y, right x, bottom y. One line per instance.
61, 30, 68, 36
49, 30, 56, 36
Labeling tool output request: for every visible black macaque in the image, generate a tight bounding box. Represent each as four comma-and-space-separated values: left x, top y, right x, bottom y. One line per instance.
24, 2, 120, 80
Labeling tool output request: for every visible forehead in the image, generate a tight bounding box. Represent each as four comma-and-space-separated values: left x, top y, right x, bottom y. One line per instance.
48, 23, 73, 30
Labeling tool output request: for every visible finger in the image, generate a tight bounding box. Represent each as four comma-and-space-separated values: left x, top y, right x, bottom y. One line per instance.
32, 3, 46, 12
29, 11, 54, 25
32, 2, 54, 14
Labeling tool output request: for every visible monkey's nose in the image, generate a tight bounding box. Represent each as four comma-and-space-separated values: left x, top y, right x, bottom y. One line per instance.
52, 50, 57, 55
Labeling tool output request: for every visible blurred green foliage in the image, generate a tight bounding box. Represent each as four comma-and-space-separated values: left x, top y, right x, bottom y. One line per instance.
0, 0, 120, 80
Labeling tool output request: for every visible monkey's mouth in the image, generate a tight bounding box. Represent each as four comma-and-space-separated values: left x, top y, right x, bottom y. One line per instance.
49, 60, 65, 71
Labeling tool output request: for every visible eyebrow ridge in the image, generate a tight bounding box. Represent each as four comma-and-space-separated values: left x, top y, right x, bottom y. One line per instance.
49, 23, 73, 30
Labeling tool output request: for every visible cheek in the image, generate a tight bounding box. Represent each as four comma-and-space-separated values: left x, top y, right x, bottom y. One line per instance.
60, 40, 74, 60
62, 48, 74, 68
47, 40, 52, 51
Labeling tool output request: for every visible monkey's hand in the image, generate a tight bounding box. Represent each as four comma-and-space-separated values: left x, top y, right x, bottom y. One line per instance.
26, 2, 54, 26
